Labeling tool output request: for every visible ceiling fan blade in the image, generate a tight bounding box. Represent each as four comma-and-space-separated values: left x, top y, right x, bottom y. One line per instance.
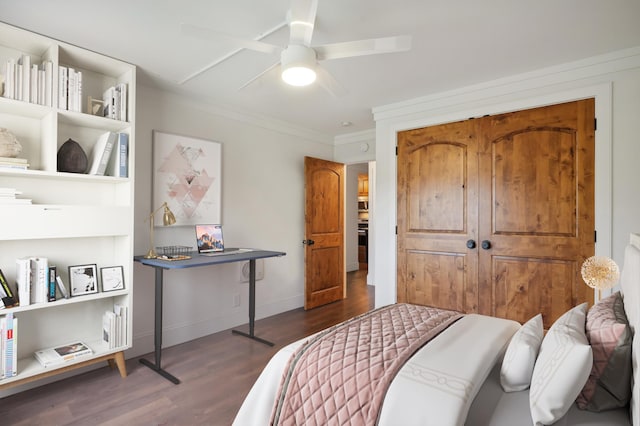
238, 61, 281, 91
315, 65, 348, 98
181, 23, 284, 55
315, 35, 412, 61
288, 0, 318, 46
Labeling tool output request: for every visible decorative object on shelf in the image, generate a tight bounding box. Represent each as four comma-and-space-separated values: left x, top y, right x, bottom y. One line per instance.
100, 266, 125, 292
68, 264, 98, 296
145, 201, 177, 259
57, 138, 88, 173
87, 96, 106, 116
153, 130, 221, 226
0, 127, 22, 158
581, 256, 620, 289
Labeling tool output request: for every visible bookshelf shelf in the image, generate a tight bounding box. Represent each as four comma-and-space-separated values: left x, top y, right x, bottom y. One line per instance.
0, 21, 135, 394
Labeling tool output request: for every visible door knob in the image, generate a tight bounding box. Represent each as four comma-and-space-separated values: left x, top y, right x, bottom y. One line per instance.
302, 239, 315, 246
481, 240, 492, 250
466, 239, 476, 249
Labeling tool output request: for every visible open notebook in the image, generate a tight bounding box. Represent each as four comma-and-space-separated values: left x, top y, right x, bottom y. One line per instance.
195, 224, 246, 256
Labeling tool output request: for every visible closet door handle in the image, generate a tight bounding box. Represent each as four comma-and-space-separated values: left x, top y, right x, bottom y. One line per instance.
481, 240, 492, 250
302, 239, 315, 246
466, 239, 476, 249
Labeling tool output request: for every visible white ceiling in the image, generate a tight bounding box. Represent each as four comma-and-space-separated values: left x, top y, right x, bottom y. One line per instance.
2, 0, 640, 138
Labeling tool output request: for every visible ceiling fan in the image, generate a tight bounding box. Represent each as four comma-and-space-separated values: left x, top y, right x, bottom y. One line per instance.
179, 0, 412, 96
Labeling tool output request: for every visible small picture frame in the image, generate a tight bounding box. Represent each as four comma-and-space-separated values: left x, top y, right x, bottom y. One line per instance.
68, 264, 98, 297
100, 266, 125, 292
87, 96, 105, 116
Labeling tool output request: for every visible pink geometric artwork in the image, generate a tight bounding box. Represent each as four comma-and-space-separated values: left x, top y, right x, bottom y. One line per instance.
152, 131, 221, 226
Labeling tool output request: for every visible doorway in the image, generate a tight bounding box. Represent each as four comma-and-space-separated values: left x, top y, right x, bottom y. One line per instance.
347, 162, 372, 276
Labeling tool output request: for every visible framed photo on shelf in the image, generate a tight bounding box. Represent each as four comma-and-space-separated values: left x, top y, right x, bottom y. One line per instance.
68, 264, 98, 297
100, 266, 125, 292
152, 130, 222, 226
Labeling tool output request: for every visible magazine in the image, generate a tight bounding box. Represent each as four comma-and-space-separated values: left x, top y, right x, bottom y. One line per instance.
34, 341, 93, 367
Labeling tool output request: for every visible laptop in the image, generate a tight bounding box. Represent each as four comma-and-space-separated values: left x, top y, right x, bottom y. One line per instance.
195, 224, 243, 256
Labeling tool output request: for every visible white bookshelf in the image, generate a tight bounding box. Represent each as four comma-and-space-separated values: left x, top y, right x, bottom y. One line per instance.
0, 21, 135, 391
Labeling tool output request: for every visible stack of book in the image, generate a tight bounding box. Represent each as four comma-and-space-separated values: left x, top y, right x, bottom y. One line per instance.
15, 257, 64, 306
58, 65, 82, 112
2, 54, 54, 107
0, 187, 31, 204
0, 312, 18, 379
102, 83, 127, 121
0, 156, 29, 171
102, 304, 127, 349
34, 341, 92, 367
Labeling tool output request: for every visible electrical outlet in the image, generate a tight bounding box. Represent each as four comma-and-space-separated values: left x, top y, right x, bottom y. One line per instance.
238, 259, 264, 282
233, 294, 241, 307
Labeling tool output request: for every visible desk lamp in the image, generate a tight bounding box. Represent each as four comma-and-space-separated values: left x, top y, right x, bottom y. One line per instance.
144, 202, 176, 259
581, 255, 620, 290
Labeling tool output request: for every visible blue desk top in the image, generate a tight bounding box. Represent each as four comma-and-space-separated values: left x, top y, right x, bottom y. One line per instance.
134, 249, 286, 269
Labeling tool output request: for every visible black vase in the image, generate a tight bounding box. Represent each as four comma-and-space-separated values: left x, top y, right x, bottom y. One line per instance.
57, 138, 88, 173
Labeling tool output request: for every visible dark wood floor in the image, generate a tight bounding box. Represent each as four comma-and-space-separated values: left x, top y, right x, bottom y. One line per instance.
0, 269, 373, 425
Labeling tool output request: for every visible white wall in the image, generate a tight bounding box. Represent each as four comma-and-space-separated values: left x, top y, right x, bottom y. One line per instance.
130, 85, 334, 356
372, 47, 640, 308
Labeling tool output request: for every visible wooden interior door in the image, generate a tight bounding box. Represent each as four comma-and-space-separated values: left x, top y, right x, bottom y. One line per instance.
397, 99, 595, 327
477, 99, 595, 328
304, 156, 345, 310
397, 119, 480, 312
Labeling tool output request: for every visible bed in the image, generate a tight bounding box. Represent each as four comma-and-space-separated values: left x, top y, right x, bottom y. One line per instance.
234, 234, 640, 426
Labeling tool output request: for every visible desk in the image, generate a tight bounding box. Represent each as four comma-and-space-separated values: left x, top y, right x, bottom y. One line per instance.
134, 249, 286, 384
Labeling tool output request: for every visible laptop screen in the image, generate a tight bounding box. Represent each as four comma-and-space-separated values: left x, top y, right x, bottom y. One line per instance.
195, 224, 224, 253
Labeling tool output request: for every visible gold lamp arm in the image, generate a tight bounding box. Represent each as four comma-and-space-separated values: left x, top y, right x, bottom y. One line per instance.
144, 202, 176, 259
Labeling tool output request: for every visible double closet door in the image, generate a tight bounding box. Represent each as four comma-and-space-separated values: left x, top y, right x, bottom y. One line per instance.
397, 99, 595, 328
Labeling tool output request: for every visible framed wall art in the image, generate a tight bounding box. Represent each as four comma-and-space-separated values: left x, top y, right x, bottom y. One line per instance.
100, 266, 125, 292
68, 264, 98, 297
152, 130, 222, 226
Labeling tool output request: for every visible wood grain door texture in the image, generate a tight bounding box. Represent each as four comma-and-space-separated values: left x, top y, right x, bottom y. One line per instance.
397, 99, 595, 328
304, 156, 346, 310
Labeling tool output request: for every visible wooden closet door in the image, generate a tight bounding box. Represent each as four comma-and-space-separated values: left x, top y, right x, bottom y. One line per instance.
478, 99, 595, 328
397, 99, 595, 328
397, 120, 480, 312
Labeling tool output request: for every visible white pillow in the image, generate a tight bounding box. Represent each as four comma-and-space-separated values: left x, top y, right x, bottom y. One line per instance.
500, 313, 543, 392
529, 303, 592, 426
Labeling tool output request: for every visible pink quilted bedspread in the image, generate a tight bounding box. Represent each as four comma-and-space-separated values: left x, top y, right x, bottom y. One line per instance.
270, 303, 463, 425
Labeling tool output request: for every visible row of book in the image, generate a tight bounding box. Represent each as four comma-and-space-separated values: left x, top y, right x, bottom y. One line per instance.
59, 65, 82, 113
2, 54, 54, 107
0, 313, 17, 379
103, 304, 128, 350
0, 187, 31, 205
88, 131, 129, 177
12, 259, 68, 308
0, 156, 29, 171
103, 83, 128, 122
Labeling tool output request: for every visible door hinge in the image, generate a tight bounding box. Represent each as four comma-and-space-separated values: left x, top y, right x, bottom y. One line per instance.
594, 230, 597, 243
395, 226, 398, 235
594, 118, 597, 131
395, 146, 398, 156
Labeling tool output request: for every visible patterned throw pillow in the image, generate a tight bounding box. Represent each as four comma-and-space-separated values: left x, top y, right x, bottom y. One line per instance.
576, 292, 633, 411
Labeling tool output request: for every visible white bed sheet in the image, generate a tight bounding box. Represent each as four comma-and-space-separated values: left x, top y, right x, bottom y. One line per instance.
466, 361, 630, 426
234, 314, 519, 426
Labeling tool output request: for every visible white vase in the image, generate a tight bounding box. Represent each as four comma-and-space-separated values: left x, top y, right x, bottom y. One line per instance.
0, 128, 22, 158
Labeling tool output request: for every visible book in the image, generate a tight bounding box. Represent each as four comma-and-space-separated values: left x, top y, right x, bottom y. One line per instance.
106, 133, 128, 177
58, 65, 67, 110
102, 311, 117, 349
114, 303, 128, 347
30, 257, 48, 304
3, 313, 17, 377
34, 341, 92, 367
48, 265, 57, 302
88, 131, 117, 175
0, 269, 17, 307
15, 257, 31, 307
55, 275, 69, 299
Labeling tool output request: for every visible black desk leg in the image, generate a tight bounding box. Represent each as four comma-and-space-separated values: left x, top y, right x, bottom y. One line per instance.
139, 267, 181, 384
232, 259, 274, 346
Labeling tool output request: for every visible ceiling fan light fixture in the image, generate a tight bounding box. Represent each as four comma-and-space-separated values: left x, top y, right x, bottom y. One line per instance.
281, 45, 317, 86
